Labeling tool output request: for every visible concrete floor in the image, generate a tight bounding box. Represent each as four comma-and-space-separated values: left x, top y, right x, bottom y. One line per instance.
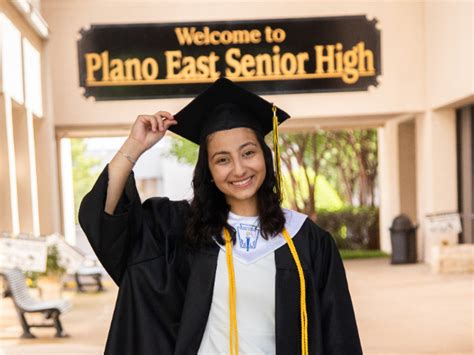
346, 258, 473, 354
0, 257, 472, 354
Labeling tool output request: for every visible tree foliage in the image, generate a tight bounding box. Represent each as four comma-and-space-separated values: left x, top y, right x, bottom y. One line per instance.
281, 168, 343, 211
71, 139, 101, 224
166, 128, 378, 218
270, 128, 378, 219
168, 136, 198, 165
321, 130, 378, 207
270, 131, 328, 220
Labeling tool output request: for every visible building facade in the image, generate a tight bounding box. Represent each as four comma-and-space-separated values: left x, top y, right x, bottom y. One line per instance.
0, 0, 472, 262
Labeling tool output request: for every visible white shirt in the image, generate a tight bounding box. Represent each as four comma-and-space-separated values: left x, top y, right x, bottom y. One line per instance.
197, 209, 307, 355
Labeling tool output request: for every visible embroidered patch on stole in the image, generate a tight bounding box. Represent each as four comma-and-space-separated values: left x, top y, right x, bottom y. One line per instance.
236, 223, 260, 251
213, 208, 308, 265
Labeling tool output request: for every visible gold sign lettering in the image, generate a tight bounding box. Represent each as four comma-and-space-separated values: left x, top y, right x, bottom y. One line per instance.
85, 51, 160, 84
314, 42, 375, 84
174, 26, 262, 46
225, 46, 309, 78
165, 50, 220, 79
84, 42, 375, 86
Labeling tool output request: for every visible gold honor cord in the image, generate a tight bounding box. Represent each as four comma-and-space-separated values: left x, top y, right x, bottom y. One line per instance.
224, 228, 239, 355
282, 228, 309, 355
223, 227, 308, 355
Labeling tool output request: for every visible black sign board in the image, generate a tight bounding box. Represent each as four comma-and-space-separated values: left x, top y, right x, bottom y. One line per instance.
77, 15, 381, 100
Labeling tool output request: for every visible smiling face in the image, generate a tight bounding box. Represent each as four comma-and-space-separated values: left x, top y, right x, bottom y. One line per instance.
207, 127, 266, 215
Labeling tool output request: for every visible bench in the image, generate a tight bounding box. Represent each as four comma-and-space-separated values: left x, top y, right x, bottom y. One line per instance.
74, 265, 104, 292
0, 267, 71, 338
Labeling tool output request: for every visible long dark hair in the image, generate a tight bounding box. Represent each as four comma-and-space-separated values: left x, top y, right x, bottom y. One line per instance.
184, 129, 285, 251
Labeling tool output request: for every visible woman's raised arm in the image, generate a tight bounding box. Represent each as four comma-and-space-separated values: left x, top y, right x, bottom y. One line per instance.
105, 137, 145, 215
105, 111, 177, 215
78, 111, 178, 286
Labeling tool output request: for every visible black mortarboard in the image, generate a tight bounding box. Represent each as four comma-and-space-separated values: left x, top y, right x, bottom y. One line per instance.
170, 77, 290, 145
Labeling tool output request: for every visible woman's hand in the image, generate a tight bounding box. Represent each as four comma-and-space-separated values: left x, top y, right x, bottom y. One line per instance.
129, 111, 178, 154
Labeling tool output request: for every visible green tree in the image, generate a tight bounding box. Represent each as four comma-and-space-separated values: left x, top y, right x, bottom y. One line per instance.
272, 128, 378, 216
281, 168, 343, 211
322, 129, 378, 207
167, 136, 198, 165
71, 139, 101, 224
271, 131, 330, 220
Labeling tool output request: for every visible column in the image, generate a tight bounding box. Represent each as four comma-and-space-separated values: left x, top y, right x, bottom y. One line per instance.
0, 93, 19, 234
416, 109, 458, 263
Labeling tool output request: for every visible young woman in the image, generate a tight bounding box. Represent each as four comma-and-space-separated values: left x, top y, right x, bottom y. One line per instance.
79, 77, 362, 354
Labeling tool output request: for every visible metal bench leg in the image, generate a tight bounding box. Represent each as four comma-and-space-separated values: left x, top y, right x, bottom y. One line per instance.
15, 308, 35, 339
52, 310, 69, 338
94, 275, 104, 292
74, 273, 84, 292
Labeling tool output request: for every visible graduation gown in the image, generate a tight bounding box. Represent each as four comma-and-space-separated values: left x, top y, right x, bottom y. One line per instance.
78, 164, 363, 355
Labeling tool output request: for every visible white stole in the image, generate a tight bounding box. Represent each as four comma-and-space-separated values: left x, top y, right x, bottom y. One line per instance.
213, 208, 308, 265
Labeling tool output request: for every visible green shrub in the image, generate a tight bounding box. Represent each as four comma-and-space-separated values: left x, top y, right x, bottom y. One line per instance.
44, 244, 67, 277
315, 206, 380, 250
24, 244, 66, 288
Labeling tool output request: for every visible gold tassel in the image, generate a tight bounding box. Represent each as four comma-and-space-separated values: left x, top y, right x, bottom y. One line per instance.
272, 104, 284, 201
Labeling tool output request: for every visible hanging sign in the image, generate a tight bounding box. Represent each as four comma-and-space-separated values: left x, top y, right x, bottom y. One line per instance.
77, 15, 381, 100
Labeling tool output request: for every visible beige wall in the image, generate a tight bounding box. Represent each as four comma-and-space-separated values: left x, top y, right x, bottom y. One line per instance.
0, 94, 16, 233
12, 102, 34, 233
425, 0, 474, 109
36, 35, 62, 235
378, 119, 400, 254
42, 0, 426, 129
398, 120, 417, 225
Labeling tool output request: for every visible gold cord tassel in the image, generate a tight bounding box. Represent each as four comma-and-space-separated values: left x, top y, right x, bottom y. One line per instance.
223, 226, 308, 355
282, 228, 309, 355
272, 104, 284, 201
224, 228, 239, 355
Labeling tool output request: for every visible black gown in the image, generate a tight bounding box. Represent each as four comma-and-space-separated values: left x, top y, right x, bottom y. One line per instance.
78, 164, 363, 355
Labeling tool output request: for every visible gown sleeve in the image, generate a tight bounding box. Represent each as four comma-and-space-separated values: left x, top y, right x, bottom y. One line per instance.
78, 163, 144, 286
316, 229, 363, 354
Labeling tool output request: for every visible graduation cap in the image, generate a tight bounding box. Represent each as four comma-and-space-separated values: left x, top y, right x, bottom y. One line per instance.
170, 77, 291, 199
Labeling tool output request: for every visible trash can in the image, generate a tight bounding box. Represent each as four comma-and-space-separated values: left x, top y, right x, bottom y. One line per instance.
389, 214, 417, 264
